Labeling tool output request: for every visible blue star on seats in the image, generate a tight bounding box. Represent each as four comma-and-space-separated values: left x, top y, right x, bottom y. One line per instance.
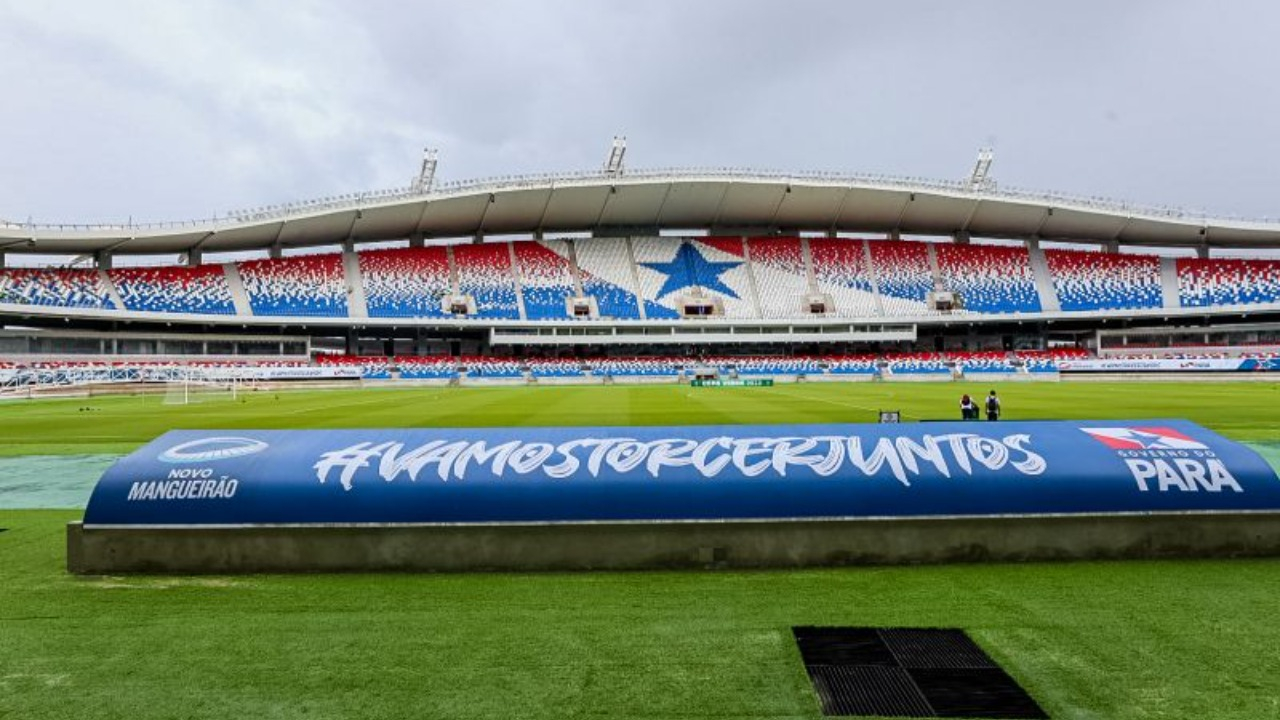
641, 242, 742, 299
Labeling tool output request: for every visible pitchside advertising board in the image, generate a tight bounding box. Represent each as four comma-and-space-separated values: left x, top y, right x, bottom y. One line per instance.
1059, 358, 1280, 372
195, 367, 362, 380
690, 378, 774, 387
82, 420, 1280, 526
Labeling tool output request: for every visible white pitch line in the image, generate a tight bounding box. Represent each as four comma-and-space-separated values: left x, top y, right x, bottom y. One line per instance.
267, 391, 447, 417
779, 388, 922, 420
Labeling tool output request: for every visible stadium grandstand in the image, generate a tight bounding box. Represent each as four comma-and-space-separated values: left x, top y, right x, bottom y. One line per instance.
4, 150, 1280, 387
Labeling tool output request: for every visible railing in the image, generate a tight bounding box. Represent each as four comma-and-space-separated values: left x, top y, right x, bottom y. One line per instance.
0, 365, 265, 393
3, 166, 1278, 234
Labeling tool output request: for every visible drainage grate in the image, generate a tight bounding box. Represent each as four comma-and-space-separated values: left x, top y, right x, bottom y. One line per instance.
878, 628, 999, 670
808, 666, 934, 717
793, 627, 1047, 718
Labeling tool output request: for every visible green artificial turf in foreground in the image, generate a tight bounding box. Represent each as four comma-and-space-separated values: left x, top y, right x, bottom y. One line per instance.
3, 510, 1280, 719
3, 381, 1280, 718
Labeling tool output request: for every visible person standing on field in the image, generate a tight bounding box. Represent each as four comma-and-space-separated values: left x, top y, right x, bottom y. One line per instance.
985, 390, 1001, 421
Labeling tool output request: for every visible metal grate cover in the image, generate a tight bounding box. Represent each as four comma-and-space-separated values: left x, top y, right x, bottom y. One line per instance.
793, 627, 1048, 718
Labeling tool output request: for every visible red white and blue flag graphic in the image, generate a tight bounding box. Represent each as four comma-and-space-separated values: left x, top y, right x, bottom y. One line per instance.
1079, 427, 1209, 451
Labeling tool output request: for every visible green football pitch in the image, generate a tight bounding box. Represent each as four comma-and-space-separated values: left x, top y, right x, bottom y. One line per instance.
1, 380, 1279, 456
2, 381, 1280, 719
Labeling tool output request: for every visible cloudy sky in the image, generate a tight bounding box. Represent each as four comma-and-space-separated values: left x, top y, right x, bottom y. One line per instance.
1, 0, 1278, 225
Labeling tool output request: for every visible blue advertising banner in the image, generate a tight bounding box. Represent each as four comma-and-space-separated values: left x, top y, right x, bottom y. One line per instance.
82, 420, 1280, 526
1060, 358, 1280, 373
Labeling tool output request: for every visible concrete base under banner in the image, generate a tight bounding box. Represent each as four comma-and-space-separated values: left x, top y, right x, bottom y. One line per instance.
67, 511, 1280, 574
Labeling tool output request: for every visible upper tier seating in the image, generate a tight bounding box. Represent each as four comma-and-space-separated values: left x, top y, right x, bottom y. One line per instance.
1177, 258, 1280, 307
866, 240, 937, 315
237, 255, 348, 317
809, 238, 882, 318
514, 241, 577, 320
632, 238, 755, 318
110, 265, 235, 315
698, 237, 759, 317
453, 244, 520, 319
10, 239, 1280, 323
746, 238, 811, 319
360, 247, 452, 318
0, 268, 116, 309
572, 238, 650, 319
1045, 250, 1162, 311
936, 244, 1041, 313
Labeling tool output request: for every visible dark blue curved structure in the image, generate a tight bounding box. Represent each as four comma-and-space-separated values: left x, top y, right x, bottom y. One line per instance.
83, 420, 1280, 527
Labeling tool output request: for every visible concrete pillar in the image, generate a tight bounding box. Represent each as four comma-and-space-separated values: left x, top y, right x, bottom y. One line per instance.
1102, 240, 1120, 254
1025, 237, 1040, 251
0, 251, 5, 268
888, 230, 901, 242
95, 251, 112, 270
345, 329, 358, 356
186, 248, 203, 266
1196, 244, 1210, 259
409, 233, 425, 249
269, 244, 283, 260
472, 233, 485, 244
952, 231, 971, 245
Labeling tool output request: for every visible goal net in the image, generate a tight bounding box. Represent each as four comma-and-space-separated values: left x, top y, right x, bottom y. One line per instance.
160, 371, 252, 405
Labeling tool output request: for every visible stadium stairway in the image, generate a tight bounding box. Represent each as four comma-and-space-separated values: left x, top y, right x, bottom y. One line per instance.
1159, 257, 1181, 309
623, 238, 650, 320
1026, 242, 1062, 312
97, 267, 127, 310
562, 239, 587, 296
734, 239, 766, 318
506, 242, 530, 321
925, 242, 943, 292
859, 239, 888, 316
223, 264, 254, 316
749, 237, 815, 318
342, 249, 369, 318
797, 237, 817, 294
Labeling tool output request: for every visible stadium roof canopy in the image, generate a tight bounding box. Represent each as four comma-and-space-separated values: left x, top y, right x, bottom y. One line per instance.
4, 168, 1280, 256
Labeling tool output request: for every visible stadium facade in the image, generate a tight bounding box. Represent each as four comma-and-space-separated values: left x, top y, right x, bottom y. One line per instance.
3, 165, 1280, 382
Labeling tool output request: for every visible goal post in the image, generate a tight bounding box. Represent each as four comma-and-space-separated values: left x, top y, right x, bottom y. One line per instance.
160, 369, 249, 405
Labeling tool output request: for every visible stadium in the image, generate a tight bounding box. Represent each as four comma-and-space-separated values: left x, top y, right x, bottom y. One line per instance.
2, 145, 1280, 388
4, 138, 1280, 719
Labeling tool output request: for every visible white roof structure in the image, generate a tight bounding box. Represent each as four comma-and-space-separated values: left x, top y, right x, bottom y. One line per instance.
4, 167, 1280, 256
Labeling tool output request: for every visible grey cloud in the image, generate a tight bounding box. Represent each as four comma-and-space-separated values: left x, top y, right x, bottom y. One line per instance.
0, 0, 1277, 225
